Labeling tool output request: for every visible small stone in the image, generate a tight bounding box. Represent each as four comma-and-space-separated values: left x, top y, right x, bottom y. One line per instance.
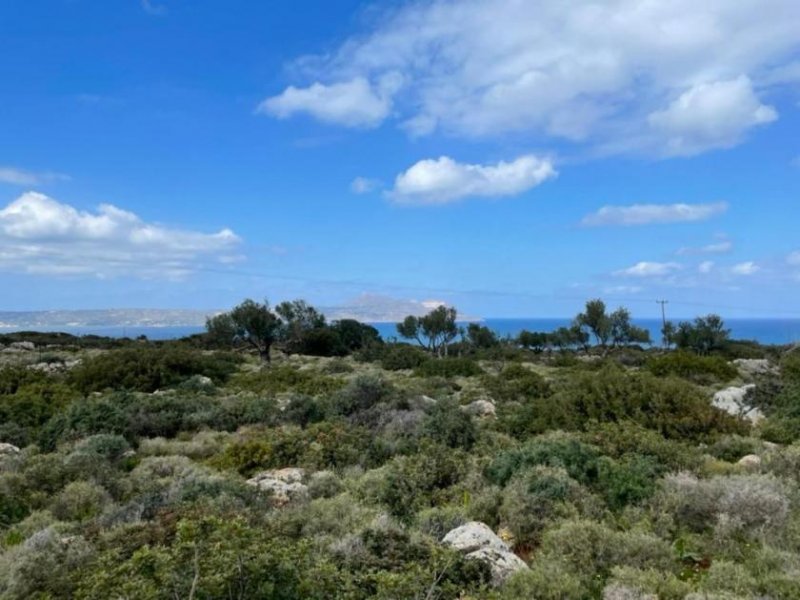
737, 454, 761, 469
246, 467, 308, 507
461, 399, 497, 418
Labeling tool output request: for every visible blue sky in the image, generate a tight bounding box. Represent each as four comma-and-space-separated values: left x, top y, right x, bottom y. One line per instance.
1, 0, 799, 318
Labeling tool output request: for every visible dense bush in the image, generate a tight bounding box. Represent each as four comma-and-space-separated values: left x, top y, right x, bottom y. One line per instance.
379, 345, 430, 371
230, 365, 345, 396
69, 346, 241, 393
645, 351, 737, 383
542, 365, 747, 440
414, 357, 483, 378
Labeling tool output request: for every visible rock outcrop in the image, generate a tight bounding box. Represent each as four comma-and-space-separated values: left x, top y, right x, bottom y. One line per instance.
246, 467, 308, 507
712, 385, 763, 423
0, 443, 20, 456
442, 521, 528, 585
461, 399, 497, 418
733, 358, 777, 377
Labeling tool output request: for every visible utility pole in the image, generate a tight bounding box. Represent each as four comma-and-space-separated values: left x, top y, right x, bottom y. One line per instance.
656, 299, 669, 348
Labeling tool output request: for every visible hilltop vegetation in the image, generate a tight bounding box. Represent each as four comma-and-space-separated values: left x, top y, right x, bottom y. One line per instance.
1, 298, 799, 599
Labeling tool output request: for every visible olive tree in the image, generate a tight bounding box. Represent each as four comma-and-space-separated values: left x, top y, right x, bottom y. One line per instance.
396, 305, 459, 357
206, 299, 281, 362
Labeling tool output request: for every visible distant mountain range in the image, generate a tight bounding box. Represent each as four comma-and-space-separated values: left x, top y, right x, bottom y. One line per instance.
0, 295, 476, 329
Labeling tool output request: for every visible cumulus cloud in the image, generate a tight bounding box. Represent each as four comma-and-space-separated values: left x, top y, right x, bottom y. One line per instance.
614, 261, 682, 278
731, 261, 760, 275
582, 202, 728, 226
350, 176, 380, 194
389, 155, 556, 204
0, 166, 69, 186
0, 192, 241, 278
647, 77, 777, 156
698, 260, 715, 274
258, 75, 401, 128
260, 1, 798, 154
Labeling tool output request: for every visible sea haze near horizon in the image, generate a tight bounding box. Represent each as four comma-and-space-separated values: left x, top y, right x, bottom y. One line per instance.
3, 318, 800, 345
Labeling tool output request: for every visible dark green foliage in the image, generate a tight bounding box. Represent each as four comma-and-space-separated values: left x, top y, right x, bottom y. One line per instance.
377, 443, 468, 519
669, 314, 730, 354
330, 374, 393, 416
484, 363, 550, 402
597, 455, 661, 510
380, 344, 430, 370
230, 365, 345, 396
487, 435, 601, 487
422, 398, 477, 450
645, 351, 737, 383
69, 345, 240, 393
518, 330, 550, 352
466, 323, 499, 349
217, 422, 379, 474
541, 365, 746, 440
414, 357, 483, 378
396, 306, 459, 356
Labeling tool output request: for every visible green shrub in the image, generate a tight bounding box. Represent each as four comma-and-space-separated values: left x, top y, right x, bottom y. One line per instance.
50, 481, 110, 522
486, 433, 601, 487
499, 466, 582, 545
597, 455, 661, 511
483, 363, 550, 402
414, 358, 483, 378
69, 346, 241, 393
422, 398, 477, 450
330, 374, 394, 416
376, 443, 468, 520
708, 435, 759, 462
542, 365, 746, 440
380, 345, 430, 370
230, 365, 345, 397
645, 351, 737, 383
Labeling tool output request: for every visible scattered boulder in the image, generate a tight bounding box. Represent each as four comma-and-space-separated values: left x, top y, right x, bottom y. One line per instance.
733, 358, 777, 378
443, 521, 528, 585
10, 341, 35, 352
737, 454, 762, 469
461, 399, 496, 418
246, 467, 308, 507
443, 521, 508, 553
712, 385, 763, 423
0, 443, 20, 456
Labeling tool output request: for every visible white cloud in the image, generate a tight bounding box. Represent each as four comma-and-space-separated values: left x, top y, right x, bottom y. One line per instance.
603, 285, 643, 295
787, 251, 800, 265
0, 166, 69, 186
262, 1, 798, 154
614, 261, 682, 277
389, 155, 556, 204
731, 261, 760, 275
582, 202, 728, 226
350, 176, 380, 194
258, 75, 401, 128
677, 238, 733, 255
698, 260, 715, 274
647, 77, 777, 156
0, 192, 240, 278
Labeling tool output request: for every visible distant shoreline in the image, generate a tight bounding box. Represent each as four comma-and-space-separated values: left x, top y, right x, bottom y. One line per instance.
3, 317, 800, 345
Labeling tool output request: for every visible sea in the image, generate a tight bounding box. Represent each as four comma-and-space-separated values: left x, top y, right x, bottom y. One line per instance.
4, 318, 800, 345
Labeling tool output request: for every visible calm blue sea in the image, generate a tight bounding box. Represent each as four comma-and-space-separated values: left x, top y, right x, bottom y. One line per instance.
4, 318, 800, 345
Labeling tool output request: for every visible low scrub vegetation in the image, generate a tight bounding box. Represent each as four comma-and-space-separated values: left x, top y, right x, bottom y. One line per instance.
0, 298, 797, 599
